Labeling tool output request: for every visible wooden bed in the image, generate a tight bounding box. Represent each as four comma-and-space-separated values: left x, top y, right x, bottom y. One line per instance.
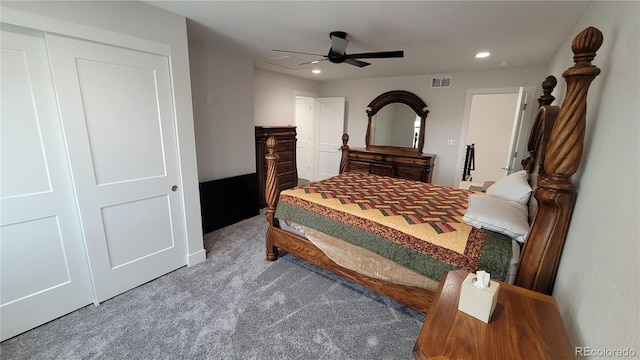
263, 26, 603, 314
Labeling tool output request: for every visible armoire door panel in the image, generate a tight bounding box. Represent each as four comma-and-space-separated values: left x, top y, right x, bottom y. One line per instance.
46, 33, 187, 303
0, 24, 94, 341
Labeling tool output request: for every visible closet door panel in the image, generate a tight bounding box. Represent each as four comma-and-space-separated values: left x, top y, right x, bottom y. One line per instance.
46, 34, 187, 303
0, 24, 94, 341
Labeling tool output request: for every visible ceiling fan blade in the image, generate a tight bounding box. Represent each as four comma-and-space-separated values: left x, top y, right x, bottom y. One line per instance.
299, 58, 328, 65
272, 49, 325, 57
346, 50, 404, 59
344, 58, 370, 68
330, 34, 349, 55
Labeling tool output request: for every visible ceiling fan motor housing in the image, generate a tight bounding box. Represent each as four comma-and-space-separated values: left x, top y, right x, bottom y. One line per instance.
328, 31, 348, 63
329, 31, 347, 39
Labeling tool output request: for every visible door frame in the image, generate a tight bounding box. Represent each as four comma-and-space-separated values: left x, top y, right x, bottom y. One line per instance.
455, 86, 536, 185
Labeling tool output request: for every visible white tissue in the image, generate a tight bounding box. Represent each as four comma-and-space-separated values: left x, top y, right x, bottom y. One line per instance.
473, 270, 490, 289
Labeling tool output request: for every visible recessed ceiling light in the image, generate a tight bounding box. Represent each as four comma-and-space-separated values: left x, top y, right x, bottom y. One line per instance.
312, 69, 321, 74
475, 52, 490, 58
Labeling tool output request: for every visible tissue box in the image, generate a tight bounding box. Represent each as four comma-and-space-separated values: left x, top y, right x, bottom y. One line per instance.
457, 273, 500, 323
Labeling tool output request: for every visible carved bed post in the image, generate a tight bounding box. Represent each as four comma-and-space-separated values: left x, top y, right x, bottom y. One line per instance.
521, 76, 559, 172
538, 75, 558, 107
265, 136, 280, 261
339, 133, 350, 174
516, 27, 603, 294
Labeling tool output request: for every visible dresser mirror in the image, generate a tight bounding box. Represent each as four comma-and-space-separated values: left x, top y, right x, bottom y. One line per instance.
365, 90, 429, 152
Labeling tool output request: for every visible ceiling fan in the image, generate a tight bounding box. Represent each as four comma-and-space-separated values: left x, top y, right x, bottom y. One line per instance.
273, 31, 404, 68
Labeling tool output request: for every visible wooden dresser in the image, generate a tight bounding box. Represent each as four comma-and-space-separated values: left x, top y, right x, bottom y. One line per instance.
346, 147, 436, 183
255, 126, 297, 208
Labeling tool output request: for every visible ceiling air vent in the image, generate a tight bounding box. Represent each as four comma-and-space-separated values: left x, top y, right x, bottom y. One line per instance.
431, 76, 452, 88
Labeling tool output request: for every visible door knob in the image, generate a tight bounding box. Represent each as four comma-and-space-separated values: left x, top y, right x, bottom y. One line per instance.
171, 185, 178, 192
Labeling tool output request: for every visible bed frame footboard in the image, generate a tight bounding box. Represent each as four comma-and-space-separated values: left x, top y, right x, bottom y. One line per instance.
263, 133, 435, 313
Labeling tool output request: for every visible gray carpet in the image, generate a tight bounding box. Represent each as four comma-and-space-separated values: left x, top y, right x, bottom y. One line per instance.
0, 213, 424, 359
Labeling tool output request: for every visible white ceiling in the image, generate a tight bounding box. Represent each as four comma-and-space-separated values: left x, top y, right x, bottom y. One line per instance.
147, 1, 590, 81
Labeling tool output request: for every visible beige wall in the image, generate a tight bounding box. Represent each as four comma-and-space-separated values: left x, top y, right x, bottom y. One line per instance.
548, 1, 639, 354
254, 67, 321, 126
188, 40, 256, 181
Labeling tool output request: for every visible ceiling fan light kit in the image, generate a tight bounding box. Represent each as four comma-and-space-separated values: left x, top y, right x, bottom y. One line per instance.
273, 31, 404, 68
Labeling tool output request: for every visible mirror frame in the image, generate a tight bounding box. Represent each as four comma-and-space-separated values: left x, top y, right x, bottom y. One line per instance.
365, 90, 429, 152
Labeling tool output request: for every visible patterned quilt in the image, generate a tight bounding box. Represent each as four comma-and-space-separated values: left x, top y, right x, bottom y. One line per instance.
275, 172, 513, 282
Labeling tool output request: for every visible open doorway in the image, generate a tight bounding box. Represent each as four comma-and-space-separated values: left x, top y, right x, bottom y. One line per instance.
456, 86, 536, 188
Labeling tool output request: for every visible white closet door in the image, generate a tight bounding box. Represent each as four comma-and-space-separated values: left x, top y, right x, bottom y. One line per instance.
295, 96, 315, 181
313, 97, 345, 181
0, 24, 94, 340
46, 34, 187, 302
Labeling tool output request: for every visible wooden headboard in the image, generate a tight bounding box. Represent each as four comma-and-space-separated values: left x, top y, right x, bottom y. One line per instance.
516, 26, 603, 293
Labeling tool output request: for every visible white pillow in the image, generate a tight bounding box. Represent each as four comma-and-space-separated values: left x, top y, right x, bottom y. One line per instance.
463, 194, 529, 243
485, 170, 532, 206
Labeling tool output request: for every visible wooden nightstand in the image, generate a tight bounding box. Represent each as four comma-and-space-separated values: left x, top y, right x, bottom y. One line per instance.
413, 270, 573, 360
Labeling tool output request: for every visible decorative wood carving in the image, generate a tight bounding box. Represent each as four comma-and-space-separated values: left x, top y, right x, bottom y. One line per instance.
339, 133, 350, 174
521, 76, 558, 174
365, 90, 429, 152
538, 75, 558, 107
516, 26, 603, 293
265, 136, 279, 261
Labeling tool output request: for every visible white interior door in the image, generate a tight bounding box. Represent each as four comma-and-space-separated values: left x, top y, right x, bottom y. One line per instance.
509, 88, 536, 172
313, 97, 345, 181
0, 24, 94, 340
46, 34, 187, 303
295, 96, 315, 181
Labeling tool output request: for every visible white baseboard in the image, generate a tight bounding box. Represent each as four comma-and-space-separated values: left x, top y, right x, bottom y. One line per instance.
187, 249, 206, 266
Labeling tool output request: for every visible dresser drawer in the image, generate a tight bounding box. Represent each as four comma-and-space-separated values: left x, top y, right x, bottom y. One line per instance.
262, 152, 294, 173
372, 164, 393, 177
275, 140, 295, 152
349, 152, 383, 162
391, 156, 430, 166
396, 166, 425, 181
277, 151, 295, 163
349, 161, 371, 173
276, 161, 295, 174
344, 148, 435, 183
277, 171, 297, 187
